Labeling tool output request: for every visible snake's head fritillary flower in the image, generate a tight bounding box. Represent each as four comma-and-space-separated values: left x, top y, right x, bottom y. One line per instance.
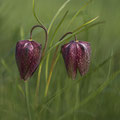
15, 40, 42, 81
61, 40, 91, 80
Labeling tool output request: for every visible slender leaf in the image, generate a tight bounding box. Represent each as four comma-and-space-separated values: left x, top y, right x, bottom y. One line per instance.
73, 16, 99, 32
47, 0, 70, 33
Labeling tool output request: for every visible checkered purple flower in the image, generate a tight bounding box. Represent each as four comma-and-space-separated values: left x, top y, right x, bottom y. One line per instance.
61, 40, 91, 79
15, 40, 42, 81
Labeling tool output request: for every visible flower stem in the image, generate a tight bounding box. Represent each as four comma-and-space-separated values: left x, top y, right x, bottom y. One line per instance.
73, 82, 80, 120
35, 61, 43, 97
30, 25, 48, 103
44, 32, 73, 96
74, 35, 77, 41
30, 25, 48, 58
45, 47, 59, 96
25, 81, 32, 120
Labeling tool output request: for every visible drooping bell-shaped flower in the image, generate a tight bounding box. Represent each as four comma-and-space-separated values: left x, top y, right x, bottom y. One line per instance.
15, 25, 48, 81
61, 40, 91, 79
15, 40, 42, 81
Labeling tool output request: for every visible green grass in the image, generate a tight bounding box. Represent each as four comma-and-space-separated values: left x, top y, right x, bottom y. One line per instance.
0, 0, 120, 120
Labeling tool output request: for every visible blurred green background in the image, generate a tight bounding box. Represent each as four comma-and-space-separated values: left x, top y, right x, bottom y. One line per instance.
0, 0, 120, 120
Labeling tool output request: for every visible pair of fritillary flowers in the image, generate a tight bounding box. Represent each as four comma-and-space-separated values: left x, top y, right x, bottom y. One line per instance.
15, 25, 91, 81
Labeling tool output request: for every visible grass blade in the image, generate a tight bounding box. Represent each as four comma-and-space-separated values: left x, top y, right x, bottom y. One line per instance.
73, 16, 99, 32
47, 0, 70, 33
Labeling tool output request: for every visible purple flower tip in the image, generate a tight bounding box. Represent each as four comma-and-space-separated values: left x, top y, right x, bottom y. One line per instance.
61, 40, 91, 80
15, 40, 42, 81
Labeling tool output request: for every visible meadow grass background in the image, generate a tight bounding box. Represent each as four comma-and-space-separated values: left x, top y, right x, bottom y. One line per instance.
0, 0, 120, 120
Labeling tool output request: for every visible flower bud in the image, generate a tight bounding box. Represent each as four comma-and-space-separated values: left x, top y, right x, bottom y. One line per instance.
15, 40, 42, 81
61, 40, 91, 79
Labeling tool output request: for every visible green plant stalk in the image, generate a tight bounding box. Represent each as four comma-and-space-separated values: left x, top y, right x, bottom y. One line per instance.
25, 81, 32, 120
35, 60, 43, 97
73, 83, 80, 120
45, 47, 59, 96
45, 54, 49, 81
45, 11, 68, 81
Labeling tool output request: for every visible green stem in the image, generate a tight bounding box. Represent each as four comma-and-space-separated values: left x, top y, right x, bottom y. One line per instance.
25, 81, 32, 120
35, 61, 43, 97
73, 83, 80, 120
44, 47, 59, 96
45, 11, 68, 81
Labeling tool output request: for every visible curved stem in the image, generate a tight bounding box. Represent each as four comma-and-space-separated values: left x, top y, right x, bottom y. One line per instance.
59, 32, 72, 41
59, 32, 77, 42
44, 32, 73, 96
30, 25, 48, 107
30, 25, 48, 58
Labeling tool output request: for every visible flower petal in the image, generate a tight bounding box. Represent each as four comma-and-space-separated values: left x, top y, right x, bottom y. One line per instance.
61, 41, 77, 79
77, 41, 91, 76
